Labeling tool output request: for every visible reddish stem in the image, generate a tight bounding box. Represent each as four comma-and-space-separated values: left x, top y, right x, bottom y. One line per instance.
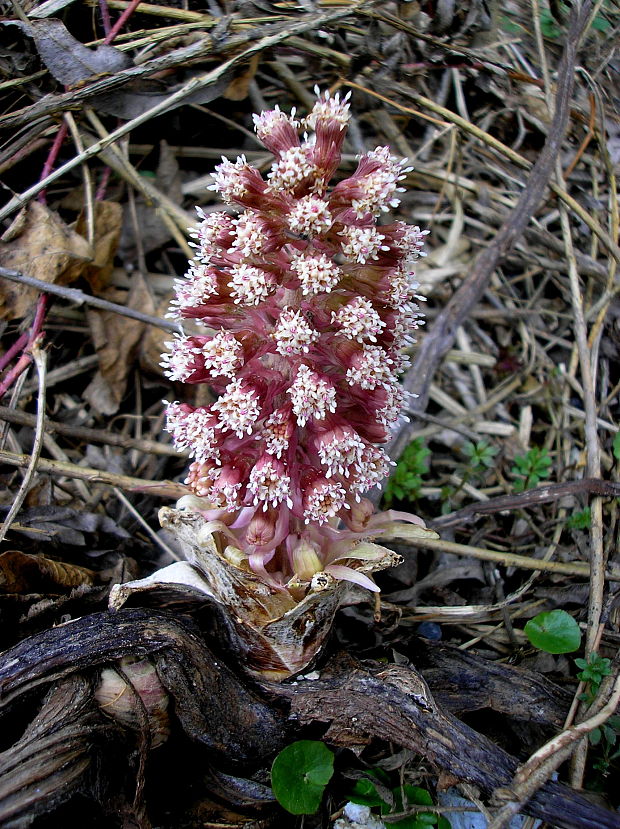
29, 295, 49, 346
0, 332, 29, 374
0, 294, 50, 400
37, 123, 69, 204
96, 166, 112, 201
99, 0, 112, 36
104, 0, 142, 44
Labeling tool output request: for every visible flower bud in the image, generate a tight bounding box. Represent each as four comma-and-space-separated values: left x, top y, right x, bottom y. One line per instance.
246, 508, 279, 548
341, 497, 375, 532
291, 538, 323, 581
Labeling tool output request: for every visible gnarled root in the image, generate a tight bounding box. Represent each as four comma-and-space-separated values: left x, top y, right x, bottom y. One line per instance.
0, 608, 616, 829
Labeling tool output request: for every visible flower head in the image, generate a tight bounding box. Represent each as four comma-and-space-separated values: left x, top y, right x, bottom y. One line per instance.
272, 309, 320, 356
253, 106, 300, 155
163, 90, 428, 597
290, 251, 342, 295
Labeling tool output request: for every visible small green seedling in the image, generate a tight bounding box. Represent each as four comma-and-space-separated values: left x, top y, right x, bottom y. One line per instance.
350, 770, 450, 828
463, 439, 498, 471
271, 740, 335, 815
384, 438, 430, 507
524, 609, 581, 654
441, 440, 499, 512
511, 446, 552, 492
575, 653, 613, 705
539, 4, 565, 38
575, 653, 620, 772
566, 508, 591, 530
538, 0, 611, 38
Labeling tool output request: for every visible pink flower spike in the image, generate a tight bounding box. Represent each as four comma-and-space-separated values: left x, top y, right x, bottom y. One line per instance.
228, 263, 277, 306
211, 155, 260, 203
268, 146, 316, 192
330, 146, 410, 218
339, 225, 387, 264
169, 261, 219, 315
262, 407, 295, 458
162, 88, 429, 597
190, 209, 235, 256
314, 426, 365, 479
345, 345, 394, 390
208, 461, 248, 510
245, 507, 279, 547
305, 87, 351, 179
305, 88, 351, 133
332, 297, 386, 343
164, 401, 221, 464
231, 211, 283, 258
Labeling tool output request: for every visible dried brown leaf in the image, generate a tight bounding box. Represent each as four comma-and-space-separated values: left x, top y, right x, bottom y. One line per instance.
0, 549, 96, 594
74, 200, 123, 293
0, 202, 92, 320
84, 272, 156, 415
223, 54, 260, 101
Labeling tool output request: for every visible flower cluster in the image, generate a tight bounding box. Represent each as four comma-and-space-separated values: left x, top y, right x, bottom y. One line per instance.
162, 89, 428, 594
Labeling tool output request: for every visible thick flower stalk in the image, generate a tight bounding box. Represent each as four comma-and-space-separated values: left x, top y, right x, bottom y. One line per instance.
162, 89, 428, 596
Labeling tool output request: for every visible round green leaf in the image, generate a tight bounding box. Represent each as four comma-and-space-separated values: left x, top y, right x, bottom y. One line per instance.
524, 609, 581, 654
271, 740, 334, 815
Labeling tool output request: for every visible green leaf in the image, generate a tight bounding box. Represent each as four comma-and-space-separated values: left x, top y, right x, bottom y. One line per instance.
524, 609, 581, 654
384, 786, 438, 827
511, 447, 552, 491
400, 786, 434, 807
575, 654, 612, 686
500, 14, 522, 33
464, 440, 498, 470
349, 776, 388, 808
513, 456, 529, 474
589, 727, 602, 746
271, 740, 334, 815
539, 7, 562, 38
566, 508, 591, 530
613, 431, 620, 461
591, 13, 611, 32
